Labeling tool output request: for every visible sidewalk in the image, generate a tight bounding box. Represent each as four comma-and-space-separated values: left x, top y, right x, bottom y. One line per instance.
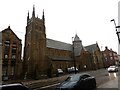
23, 74, 70, 89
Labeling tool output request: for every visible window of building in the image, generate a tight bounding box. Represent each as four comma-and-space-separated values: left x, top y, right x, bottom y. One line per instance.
12, 43, 16, 47
4, 40, 10, 44
12, 55, 16, 59
105, 57, 107, 61
11, 59, 16, 66
4, 40, 10, 54
12, 47, 17, 54
4, 40, 10, 47
113, 53, 116, 56
104, 54, 106, 57
4, 54, 8, 59
4, 46, 9, 54
4, 43, 10, 47
109, 53, 112, 56
11, 66, 14, 75
0, 42, 2, 45
110, 57, 113, 60
40, 26, 42, 30
2, 66, 7, 76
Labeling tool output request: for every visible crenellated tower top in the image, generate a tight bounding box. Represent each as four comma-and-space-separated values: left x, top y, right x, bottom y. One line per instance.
27, 5, 45, 26
32, 5, 35, 17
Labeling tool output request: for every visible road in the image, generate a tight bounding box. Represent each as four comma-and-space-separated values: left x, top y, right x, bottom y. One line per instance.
98, 76, 118, 88
98, 72, 119, 89
28, 68, 119, 90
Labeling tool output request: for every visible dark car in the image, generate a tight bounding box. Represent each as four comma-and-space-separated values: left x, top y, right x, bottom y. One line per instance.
0, 83, 31, 90
56, 73, 96, 90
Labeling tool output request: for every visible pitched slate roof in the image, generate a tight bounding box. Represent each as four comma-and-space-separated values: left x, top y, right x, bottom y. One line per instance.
46, 38, 73, 51
85, 44, 98, 53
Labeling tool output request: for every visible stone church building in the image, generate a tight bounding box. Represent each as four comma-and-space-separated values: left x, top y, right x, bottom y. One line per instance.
23, 6, 104, 79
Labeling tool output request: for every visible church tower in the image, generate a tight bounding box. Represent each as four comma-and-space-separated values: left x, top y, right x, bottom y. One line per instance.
23, 6, 46, 79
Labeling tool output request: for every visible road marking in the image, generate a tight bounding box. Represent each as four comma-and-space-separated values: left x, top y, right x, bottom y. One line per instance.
33, 83, 60, 90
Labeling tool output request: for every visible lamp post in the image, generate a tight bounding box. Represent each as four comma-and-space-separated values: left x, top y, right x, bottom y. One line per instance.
72, 37, 77, 74
111, 19, 120, 44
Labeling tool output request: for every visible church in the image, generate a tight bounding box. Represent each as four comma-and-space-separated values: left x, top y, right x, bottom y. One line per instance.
23, 6, 104, 79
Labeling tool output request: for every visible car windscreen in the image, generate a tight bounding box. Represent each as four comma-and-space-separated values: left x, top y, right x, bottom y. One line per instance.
65, 75, 80, 82
110, 66, 115, 68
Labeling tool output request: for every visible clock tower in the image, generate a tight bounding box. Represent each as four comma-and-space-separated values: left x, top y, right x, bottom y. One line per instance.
73, 34, 83, 56
23, 6, 46, 79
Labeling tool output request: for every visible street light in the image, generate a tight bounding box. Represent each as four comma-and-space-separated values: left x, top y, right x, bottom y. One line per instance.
72, 37, 77, 74
111, 19, 120, 44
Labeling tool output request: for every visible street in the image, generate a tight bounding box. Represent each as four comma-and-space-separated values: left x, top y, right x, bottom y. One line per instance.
22, 68, 119, 90
98, 76, 118, 88
98, 71, 120, 89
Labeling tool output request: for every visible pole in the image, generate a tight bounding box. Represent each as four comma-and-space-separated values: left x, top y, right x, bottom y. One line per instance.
72, 37, 77, 74
116, 31, 120, 44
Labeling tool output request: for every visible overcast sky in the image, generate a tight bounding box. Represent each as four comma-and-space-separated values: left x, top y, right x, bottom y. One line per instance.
0, 0, 119, 54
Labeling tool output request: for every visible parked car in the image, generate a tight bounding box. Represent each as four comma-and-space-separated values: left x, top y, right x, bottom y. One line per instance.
0, 83, 31, 90
107, 65, 118, 72
56, 73, 96, 90
56, 69, 64, 77
67, 66, 78, 73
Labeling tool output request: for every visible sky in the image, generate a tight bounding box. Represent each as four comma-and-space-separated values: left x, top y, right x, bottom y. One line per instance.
0, 0, 120, 54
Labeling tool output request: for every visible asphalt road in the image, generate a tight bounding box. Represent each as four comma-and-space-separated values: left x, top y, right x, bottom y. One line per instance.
98, 71, 119, 89
32, 68, 119, 90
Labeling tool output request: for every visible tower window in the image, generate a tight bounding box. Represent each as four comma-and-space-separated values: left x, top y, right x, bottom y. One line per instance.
40, 27, 42, 30
35, 25, 39, 29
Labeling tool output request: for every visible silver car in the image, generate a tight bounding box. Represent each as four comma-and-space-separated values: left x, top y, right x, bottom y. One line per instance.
107, 65, 118, 72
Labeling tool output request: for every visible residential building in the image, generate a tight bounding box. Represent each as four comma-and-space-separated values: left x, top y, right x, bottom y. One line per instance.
1, 26, 22, 80
102, 46, 118, 67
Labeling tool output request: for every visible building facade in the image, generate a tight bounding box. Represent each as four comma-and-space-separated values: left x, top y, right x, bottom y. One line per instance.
23, 7, 105, 79
102, 46, 119, 67
1, 7, 118, 80
117, 55, 120, 65
1, 26, 22, 80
